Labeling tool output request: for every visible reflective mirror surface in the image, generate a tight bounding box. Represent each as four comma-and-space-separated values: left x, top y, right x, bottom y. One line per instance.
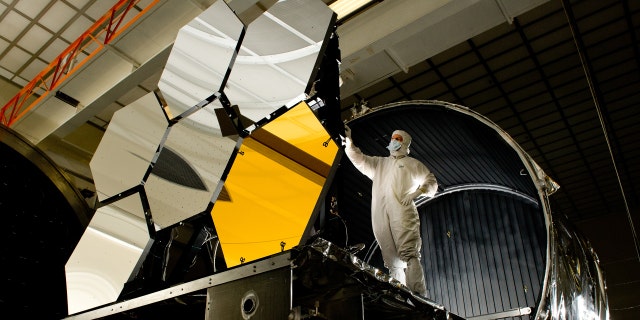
90, 92, 167, 202
224, 0, 334, 122
158, 0, 244, 119
211, 101, 339, 267
71, 0, 336, 313
65, 194, 152, 314
145, 102, 237, 229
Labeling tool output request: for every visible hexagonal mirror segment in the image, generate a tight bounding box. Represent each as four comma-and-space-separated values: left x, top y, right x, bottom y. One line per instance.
90, 92, 168, 202
144, 100, 237, 229
224, 0, 335, 122
65, 193, 152, 314
210, 101, 339, 267
158, 0, 245, 119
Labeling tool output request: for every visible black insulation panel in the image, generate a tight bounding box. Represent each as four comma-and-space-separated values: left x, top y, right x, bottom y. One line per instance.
421, 190, 546, 318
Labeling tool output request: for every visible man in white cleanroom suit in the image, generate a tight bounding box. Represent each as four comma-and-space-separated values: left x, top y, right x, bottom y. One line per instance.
344, 126, 437, 297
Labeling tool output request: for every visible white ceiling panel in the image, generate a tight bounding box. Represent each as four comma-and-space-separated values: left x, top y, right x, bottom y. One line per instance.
65, 0, 93, 11
14, 0, 50, 19
0, 37, 9, 53
12, 75, 29, 87
39, 1, 76, 33
0, 11, 31, 42
0, 46, 31, 72
86, 1, 118, 21
18, 24, 52, 54
61, 14, 93, 43
20, 58, 47, 80
39, 37, 70, 61
0, 66, 13, 80
77, 40, 98, 59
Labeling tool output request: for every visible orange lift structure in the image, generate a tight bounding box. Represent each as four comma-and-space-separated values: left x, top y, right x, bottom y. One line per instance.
0, 0, 158, 127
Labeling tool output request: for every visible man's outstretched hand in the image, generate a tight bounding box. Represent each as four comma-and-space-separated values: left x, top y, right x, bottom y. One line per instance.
344, 125, 352, 139
341, 125, 353, 146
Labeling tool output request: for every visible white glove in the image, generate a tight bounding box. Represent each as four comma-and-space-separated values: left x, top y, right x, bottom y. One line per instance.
342, 125, 353, 146
345, 125, 352, 139
401, 189, 423, 206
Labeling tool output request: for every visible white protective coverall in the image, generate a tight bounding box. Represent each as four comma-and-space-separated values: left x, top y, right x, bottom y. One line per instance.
344, 128, 437, 296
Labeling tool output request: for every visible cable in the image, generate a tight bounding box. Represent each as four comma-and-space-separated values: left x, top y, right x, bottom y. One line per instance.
212, 238, 220, 272
190, 227, 216, 269
561, 0, 640, 262
611, 304, 640, 311
329, 196, 349, 247
161, 228, 179, 281
364, 239, 379, 264
326, 212, 349, 248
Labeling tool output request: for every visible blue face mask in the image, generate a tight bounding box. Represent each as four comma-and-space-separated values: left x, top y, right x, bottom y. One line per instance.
387, 139, 402, 151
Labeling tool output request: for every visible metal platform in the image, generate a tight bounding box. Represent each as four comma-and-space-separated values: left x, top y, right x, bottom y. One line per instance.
65, 238, 464, 320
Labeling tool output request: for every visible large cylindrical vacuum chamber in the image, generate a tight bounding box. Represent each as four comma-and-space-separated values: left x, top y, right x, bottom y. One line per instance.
0, 125, 90, 318
340, 100, 608, 319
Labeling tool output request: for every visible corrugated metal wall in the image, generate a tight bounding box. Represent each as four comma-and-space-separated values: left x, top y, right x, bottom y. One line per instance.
421, 190, 546, 318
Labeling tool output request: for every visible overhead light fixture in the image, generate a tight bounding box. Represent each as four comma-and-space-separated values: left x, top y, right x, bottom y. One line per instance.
329, 0, 373, 20
54, 90, 79, 107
